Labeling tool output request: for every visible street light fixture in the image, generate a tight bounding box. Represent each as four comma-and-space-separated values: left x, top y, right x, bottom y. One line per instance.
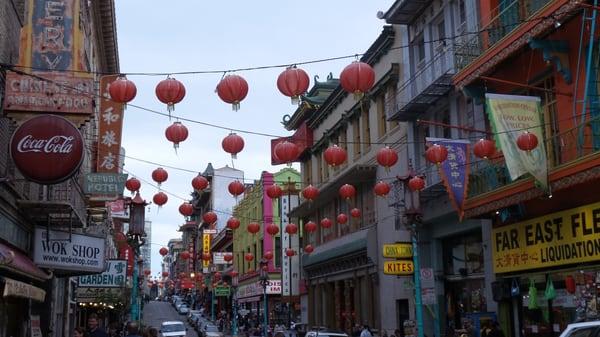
258, 258, 269, 337
231, 271, 239, 337
126, 192, 148, 324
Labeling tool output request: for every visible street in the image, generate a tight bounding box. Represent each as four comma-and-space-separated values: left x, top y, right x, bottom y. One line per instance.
143, 301, 198, 337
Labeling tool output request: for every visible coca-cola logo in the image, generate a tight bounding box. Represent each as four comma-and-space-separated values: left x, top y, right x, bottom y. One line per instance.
10, 115, 84, 184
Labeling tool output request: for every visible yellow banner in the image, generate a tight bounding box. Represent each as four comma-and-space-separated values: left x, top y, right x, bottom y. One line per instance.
202, 234, 210, 268
492, 201, 600, 273
382, 243, 413, 258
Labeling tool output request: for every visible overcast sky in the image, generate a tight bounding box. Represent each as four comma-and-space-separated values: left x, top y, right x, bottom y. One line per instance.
114, 1, 396, 277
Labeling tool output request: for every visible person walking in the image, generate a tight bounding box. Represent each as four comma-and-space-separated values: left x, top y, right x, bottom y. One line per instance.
360, 324, 373, 337
87, 314, 109, 337
73, 327, 85, 337
124, 322, 142, 337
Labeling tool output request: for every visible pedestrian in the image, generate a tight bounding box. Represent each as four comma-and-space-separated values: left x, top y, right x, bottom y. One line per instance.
148, 327, 158, 337
125, 322, 142, 337
487, 322, 505, 337
360, 324, 373, 337
352, 324, 361, 337
383, 331, 389, 337
74, 327, 85, 337
394, 329, 403, 337
87, 314, 109, 337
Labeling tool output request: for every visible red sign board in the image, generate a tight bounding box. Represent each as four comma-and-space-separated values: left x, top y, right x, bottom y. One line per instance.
3, 72, 94, 115
10, 115, 84, 184
271, 121, 313, 165
97, 75, 125, 172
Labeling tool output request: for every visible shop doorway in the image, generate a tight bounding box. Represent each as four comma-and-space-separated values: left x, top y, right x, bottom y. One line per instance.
397, 299, 410, 334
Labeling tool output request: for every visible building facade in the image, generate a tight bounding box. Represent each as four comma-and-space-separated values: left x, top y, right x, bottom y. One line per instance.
284, 25, 410, 333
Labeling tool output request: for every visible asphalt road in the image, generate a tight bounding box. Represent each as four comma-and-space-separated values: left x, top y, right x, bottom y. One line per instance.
143, 301, 198, 337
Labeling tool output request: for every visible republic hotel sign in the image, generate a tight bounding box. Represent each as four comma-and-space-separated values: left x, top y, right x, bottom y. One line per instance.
492, 201, 600, 273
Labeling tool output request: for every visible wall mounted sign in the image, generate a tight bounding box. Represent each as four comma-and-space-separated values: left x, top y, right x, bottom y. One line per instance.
492, 201, 600, 273
10, 115, 84, 184
33, 228, 105, 273
382, 243, 413, 258
2, 277, 46, 302
383, 260, 414, 275
78, 259, 127, 288
84, 173, 128, 195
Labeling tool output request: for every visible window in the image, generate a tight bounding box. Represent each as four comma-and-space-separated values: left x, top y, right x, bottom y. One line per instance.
435, 18, 446, 51
316, 153, 323, 183
362, 105, 371, 153
339, 129, 348, 168
458, 0, 466, 26
353, 117, 361, 157
377, 94, 387, 138
441, 109, 452, 139
302, 159, 312, 185
321, 151, 329, 181
527, 76, 559, 166
253, 244, 257, 270
414, 35, 426, 66
274, 237, 281, 268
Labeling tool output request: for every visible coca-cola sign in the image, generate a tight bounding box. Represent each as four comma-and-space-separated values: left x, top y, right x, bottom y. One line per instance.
10, 115, 84, 184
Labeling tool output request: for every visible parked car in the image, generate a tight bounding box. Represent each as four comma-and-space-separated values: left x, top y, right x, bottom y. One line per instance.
190, 313, 203, 327
159, 321, 187, 337
559, 322, 600, 337
177, 304, 189, 315
305, 329, 348, 337
187, 310, 202, 323
200, 324, 222, 337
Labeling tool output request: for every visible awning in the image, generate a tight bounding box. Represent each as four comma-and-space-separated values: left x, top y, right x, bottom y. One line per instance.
2, 277, 46, 302
0, 242, 51, 281
238, 295, 261, 304
289, 165, 376, 218
302, 228, 368, 267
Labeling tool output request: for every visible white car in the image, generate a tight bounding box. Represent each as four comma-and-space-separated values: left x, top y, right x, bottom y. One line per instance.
178, 305, 190, 315
202, 324, 222, 337
305, 330, 348, 337
160, 321, 187, 337
559, 322, 600, 337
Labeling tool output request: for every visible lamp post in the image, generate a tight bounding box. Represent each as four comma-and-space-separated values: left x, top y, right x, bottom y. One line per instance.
282, 177, 298, 328
231, 272, 239, 337
211, 268, 216, 322
259, 258, 269, 337
126, 192, 148, 324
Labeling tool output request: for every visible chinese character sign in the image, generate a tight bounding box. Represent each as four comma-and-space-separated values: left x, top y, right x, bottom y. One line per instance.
97, 75, 125, 173
426, 138, 470, 220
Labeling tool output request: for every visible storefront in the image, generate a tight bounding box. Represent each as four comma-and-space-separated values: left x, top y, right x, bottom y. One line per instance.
492, 201, 600, 337
236, 279, 282, 323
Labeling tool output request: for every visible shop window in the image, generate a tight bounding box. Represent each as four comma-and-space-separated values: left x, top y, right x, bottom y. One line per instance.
443, 231, 484, 276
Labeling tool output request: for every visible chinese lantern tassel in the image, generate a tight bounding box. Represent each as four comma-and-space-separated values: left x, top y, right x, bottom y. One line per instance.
291, 96, 300, 105
233, 102, 240, 111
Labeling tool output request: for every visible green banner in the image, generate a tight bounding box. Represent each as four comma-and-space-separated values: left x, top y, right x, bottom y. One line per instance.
214, 286, 230, 297
485, 94, 548, 190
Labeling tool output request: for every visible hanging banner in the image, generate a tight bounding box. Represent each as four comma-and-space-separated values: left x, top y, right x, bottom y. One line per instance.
485, 94, 548, 190
426, 138, 470, 220
97, 75, 125, 172
202, 234, 211, 268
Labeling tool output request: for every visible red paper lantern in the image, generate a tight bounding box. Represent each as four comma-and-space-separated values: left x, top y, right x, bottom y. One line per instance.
109, 77, 137, 104
266, 184, 283, 199
374, 181, 391, 197
125, 177, 141, 193
277, 66, 310, 104
152, 167, 168, 185
192, 175, 209, 191
162, 271, 169, 277
340, 61, 375, 99
302, 185, 319, 201
264, 251, 274, 261
179, 202, 194, 217
285, 223, 298, 235
473, 139, 496, 159
227, 217, 241, 230
337, 213, 348, 225
144, 269, 151, 276
202, 211, 218, 224
266, 223, 279, 236
304, 244, 314, 254
244, 253, 254, 262
155, 77, 186, 113
565, 275, 576, 294
350, 208, 361, 218
180, 251, 190, 260
214, 271, 222, 280
425, 144, 448, 165
229, 270, 238, 278
216, 74, 249, 111
304, 221, 317, 233
159, 247, 168, 256
165, 121, 189, 150
274, 140, 299, 164
320, 218, 333, 229
228, 180, 245, 197
179, 272, 186, 278
408, 176, 425, 192
324, 145, 347, 167
195, 274, 203, 281
222, 133, 245, 159
153, 192, 168, 207
202, 252, 212, 261
285, 248, 295, 257
223, 254, 233, 262
339, 184, 356, 200
247, 222, 260, 235
376, 146, 398, 169
517, 132, 538, 151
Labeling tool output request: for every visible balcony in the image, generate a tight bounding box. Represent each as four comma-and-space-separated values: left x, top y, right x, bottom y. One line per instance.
15, 177, 87, 228
389, 48, 454, 121
465, 118, 600, 217
453, 0, 576, 88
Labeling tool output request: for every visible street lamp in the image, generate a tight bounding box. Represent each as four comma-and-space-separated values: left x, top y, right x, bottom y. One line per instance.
231, 271, 239, 337
258, 258, 269, 337
126, 192, 148, 323
282, 177, 298, 327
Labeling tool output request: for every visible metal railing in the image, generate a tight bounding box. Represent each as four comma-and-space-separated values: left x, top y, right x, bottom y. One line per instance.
454, 0, 550, 71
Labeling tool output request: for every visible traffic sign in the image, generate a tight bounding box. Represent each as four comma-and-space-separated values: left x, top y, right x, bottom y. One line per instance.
214, 286, 230, 297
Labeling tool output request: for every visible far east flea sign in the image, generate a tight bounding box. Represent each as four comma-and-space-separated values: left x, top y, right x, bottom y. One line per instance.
78, 259, 126, 288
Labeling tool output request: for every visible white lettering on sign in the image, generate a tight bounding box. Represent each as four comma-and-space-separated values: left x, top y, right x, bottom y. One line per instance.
16, 135, 74, 153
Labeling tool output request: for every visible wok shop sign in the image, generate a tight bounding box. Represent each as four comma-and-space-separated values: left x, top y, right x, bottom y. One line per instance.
493, 201, 600, 273
33, 228, 105, 273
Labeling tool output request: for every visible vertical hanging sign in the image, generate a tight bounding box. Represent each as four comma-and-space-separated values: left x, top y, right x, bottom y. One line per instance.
97, 75, 125, 173
426, 138, 470, 220
202, 234, 211, 268
485, 94, 548, 190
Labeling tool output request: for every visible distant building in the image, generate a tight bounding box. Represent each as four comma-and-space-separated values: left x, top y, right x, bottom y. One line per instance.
141, 220, 152, 274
